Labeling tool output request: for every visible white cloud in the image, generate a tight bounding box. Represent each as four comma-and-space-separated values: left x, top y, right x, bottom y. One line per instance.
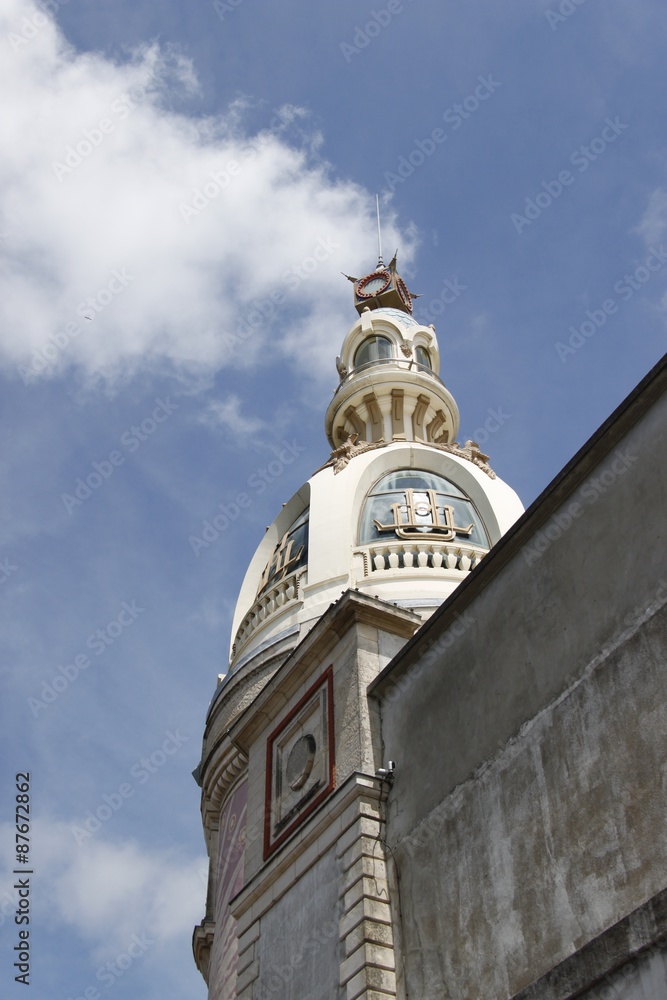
199, 395, 269, 442
0, 0, 413, 386
1, 818, 206, 962
637, 188, 667, 246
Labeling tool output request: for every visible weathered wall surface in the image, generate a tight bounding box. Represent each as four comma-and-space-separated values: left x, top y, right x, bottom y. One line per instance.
254, 852, 340, 1000
581, 950, 667, 1000
577, 944, 667, 1000
376, 364, 667, 998
223, 596, 418, 999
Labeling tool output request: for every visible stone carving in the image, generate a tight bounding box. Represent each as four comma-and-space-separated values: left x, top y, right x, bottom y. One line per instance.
432, 439, 496, 478
335, 355, 348, 379
318, 435, 496, 478
316, 434, 386, 474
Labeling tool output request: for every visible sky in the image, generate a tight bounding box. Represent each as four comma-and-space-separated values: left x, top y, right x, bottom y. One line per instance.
0, 0, 666, 997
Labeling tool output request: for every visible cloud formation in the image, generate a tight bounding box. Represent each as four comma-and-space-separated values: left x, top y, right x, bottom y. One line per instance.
1, 0, 410, 385
1, 817, 206, 962
637, 188, 667, 246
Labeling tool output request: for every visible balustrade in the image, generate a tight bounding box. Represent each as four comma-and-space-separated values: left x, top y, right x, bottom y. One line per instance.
359, 540, 486, 576
232, 569, 306, 658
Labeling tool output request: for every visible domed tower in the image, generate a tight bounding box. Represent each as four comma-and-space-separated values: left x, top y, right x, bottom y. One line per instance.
193, 254, 524, 999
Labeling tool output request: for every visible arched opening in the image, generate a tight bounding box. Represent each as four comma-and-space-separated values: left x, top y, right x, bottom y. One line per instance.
359, 470, 489, 547
354, 335, 393, 369
414, 345, 432, 370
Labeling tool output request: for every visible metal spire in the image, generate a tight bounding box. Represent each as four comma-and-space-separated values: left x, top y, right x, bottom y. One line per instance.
375, 194, 384, 269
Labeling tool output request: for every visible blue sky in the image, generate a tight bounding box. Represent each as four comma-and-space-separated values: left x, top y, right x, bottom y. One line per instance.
1, 1, 665, 997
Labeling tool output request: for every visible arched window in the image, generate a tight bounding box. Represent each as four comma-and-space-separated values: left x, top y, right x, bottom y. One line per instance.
354, 335, 393, 369
359, 470, 488, 547
257, 509, 309, 596
414, 345, 432, 370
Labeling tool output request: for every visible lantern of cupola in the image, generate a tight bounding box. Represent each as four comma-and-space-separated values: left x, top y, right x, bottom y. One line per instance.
325, 294, 459, 451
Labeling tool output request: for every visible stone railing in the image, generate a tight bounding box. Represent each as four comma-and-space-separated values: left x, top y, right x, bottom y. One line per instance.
335, 357, 443, 394
354, 540, 487, 577
231, 569, 307, 659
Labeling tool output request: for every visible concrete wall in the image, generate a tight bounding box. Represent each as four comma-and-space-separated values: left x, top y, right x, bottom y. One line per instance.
575, 945, 667, 1000
374, 358, 667, 998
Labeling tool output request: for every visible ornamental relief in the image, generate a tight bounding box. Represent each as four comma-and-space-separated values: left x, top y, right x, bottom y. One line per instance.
373, 488, 474, 542
264, 668, 335, 859
319, 434, 496, 478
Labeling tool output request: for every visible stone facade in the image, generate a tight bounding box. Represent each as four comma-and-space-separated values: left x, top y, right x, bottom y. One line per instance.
196, 594, 421, 999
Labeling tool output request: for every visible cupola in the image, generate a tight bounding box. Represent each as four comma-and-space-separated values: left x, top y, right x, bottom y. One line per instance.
326, 261, 459, 450
222, 252, 524, 680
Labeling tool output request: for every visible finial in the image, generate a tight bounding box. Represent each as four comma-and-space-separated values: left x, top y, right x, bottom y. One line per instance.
375, 194, 384, 269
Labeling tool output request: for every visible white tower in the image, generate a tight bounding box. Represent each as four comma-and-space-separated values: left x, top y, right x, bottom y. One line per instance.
193, 254, 523, 999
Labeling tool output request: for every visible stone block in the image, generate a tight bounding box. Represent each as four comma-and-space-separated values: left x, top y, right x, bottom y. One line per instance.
236, 958, 259, 993
341, 942, 396, 985
337, 814, 382, 858
236, 942, 255, 976
344, 875, 391, 912
341, 854, 388, 894
341, 835, 383, 873
339, 899, 366, 939
345, 918, 394, 956
345, 964, 397, 999
236, 920, 260, 954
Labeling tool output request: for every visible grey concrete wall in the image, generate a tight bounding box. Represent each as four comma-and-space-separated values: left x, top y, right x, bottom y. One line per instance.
578, 944, 667, 1000
375, 365, 667, 998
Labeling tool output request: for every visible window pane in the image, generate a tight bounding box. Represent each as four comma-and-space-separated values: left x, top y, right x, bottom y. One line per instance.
354, 336, 392, 368
371, 471, 466, 498
359, 471, 489, 547
415, 346, 431, 370
258, 510, 309, 595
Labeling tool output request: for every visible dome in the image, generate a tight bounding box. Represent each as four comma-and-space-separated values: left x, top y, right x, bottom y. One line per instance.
220, 254, 524, 682
227, 442, 523, 676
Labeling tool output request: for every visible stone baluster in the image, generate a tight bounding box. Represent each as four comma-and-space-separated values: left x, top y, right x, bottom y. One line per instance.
458, 549, 472, 572
373, 547, 386, 571
387, 543, 401, 569
445, 547, 458, 570
416, 544, 429, 568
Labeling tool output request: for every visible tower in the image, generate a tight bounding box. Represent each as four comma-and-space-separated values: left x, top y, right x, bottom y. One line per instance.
193, 254, 524, 999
